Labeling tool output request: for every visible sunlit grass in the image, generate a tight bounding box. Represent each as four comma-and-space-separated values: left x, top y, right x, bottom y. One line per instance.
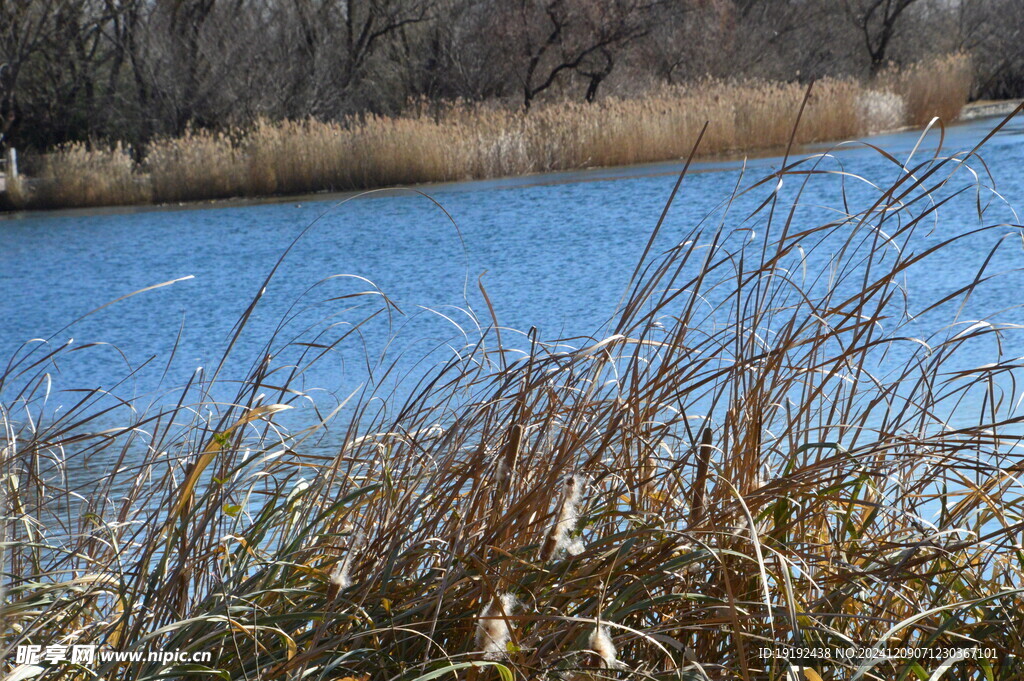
877, 53, 974, 127
17, 55, 972, 210
29, 142, 151, 208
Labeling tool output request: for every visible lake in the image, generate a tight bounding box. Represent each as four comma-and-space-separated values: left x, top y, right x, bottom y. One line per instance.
3, 115, 1024, 505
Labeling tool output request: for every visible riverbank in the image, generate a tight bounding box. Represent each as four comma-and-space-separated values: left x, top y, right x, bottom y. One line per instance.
2, 55, 971, 212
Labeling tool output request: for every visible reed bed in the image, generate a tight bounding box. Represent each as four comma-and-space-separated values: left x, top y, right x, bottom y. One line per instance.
27, 142, 151, 208
145, 130, 248, 203
13, 55, 972, 210
2, 109, 1023, 680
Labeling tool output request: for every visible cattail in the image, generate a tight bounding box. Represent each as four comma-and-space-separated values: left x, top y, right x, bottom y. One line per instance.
327, 530, 363, 600
690, 427, 713, 526
475, 593, 517, 660
671, 543, 703, 579
494, 422, 523, 499
500, 424, 523, 482
540, 474, 585, 561
589, 625, 624, 670
640, 453, 657, 500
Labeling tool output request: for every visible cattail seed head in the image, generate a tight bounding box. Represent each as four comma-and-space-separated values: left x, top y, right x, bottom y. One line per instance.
540, 474, 585, 561
475, 592, 517, 660
640, 453, 657, 496
589, 625, 624, 669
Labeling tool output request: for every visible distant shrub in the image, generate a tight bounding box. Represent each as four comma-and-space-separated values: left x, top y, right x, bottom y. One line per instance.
145, 130, 247, 203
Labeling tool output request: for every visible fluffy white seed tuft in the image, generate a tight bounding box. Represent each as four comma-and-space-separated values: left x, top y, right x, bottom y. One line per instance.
547, 474, 585, 558
589, 625, 625, 669
328, 530, 363, 599
475, 593, 517, 660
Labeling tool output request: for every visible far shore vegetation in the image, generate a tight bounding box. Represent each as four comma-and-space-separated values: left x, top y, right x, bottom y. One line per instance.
4, 55, 971, 210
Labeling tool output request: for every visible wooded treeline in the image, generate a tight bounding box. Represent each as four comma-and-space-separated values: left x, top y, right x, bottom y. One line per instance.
2, 0, 1021, 153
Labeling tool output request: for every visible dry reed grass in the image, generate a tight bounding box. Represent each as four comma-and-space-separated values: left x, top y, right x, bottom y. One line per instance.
145, 130, 248, 202
878, 53, 974, 127
3, 107, 1022, 680
13, 55, 972, 211
30, 142, 151, 208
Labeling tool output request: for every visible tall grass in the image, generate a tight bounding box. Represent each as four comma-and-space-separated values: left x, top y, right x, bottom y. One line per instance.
145, 130, 248, 203
2, 108, 1023, 680
28, 142, 151, 208
877, 54, 974, 127
15, 55, 972, 210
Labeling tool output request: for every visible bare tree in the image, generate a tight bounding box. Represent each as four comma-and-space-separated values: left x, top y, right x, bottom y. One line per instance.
280, 0, 436, 116
0, 0, 69, 146
843, 0, 924, 75
466, 0, 657, 108
953, 0, 1024, 99
1, 0, 1020, 156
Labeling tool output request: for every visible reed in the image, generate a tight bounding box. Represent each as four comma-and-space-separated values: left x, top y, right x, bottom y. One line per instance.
145, 130, 248, 203
3, 96, 1019, 681
878, 53, 974, 127
11, 55, 972, 211
29, 141, 151, 208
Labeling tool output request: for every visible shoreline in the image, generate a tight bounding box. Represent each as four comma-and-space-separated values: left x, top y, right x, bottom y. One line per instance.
959, 98, 1024, 120
0, 139, 840, 222
0, 60, 975, 215
4, 98, 1017, 222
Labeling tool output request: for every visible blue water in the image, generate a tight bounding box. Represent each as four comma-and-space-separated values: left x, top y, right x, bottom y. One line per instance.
1, 163, 673, 405
2, 116, 1024, 497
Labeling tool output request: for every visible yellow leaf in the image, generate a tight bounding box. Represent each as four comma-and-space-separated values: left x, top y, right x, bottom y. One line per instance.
803, 669, 824, 681
168, 405, 292, 524
284, 632, 297, 661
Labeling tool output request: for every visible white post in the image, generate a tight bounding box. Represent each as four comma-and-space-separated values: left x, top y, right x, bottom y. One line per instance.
6, 147, 16, 178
